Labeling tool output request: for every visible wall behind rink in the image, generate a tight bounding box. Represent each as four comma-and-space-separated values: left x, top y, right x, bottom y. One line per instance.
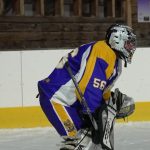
0, 47, 150, 128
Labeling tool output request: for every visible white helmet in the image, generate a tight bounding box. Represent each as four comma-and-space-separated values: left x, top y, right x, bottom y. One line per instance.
106, 24, 136, 65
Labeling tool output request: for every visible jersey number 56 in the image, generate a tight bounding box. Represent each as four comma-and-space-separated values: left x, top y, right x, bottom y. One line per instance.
93, 78, 106, 90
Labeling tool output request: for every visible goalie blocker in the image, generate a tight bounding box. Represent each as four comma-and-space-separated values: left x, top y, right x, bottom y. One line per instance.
92, 88, 135, 150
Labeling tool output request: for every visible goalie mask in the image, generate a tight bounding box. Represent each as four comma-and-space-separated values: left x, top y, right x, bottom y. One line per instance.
106, 24, 136, 66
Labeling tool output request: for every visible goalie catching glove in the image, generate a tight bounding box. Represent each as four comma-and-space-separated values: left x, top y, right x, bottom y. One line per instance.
112, 88, 135, 119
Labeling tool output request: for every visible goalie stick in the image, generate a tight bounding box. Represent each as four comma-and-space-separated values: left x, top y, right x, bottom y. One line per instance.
65, 61, 98, 131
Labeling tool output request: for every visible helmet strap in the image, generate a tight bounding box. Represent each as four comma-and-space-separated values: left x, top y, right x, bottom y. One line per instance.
119, 54, 127, 67
114, 50, 127, 67
124, 58, 127, 67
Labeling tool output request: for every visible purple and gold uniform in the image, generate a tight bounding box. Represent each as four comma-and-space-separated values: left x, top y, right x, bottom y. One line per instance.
38, 40, 122, 137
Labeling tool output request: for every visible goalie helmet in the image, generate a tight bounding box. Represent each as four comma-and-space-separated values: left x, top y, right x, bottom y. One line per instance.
106, 24, 136, 66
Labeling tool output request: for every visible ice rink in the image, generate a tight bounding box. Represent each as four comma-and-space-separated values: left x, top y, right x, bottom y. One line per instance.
0, 122, 150, 150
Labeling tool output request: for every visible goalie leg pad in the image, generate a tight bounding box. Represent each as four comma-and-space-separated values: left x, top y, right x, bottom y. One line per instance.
92, 102, 116, 150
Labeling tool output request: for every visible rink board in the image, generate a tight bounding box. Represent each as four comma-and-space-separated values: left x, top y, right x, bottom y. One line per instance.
0, 102, 150, 128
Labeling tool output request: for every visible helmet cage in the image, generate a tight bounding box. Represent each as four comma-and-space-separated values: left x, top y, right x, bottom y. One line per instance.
106, 24, 136, 64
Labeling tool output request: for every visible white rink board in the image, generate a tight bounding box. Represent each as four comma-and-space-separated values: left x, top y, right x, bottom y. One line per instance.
113, 48, 150, 101
0, 48, 150, 108
21, 50, 69, 106
0, 51, 22, 107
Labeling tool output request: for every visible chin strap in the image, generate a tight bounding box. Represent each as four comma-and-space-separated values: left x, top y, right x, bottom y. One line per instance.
116, 51, 127, 67
123, 58, 127, 67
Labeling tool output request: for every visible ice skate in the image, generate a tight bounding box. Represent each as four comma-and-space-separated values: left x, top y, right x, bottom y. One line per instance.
60, 130, 91, 150
60, 137, 78, 150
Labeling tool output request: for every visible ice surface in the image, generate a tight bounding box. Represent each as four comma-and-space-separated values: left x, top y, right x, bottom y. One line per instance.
0, 122, 150, 150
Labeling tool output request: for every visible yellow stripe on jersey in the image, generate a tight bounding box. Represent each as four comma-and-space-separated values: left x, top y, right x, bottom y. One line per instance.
96, 41, 116, 79
51, 101, 77, 137
103, 90, 111, 101
77, 41, 99, 99
78, 41, 116, 99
